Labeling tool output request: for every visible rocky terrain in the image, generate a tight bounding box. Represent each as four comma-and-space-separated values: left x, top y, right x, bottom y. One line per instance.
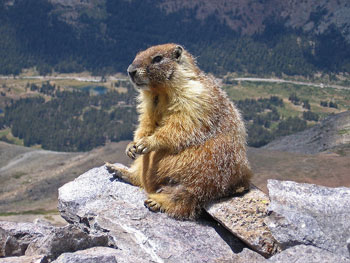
0, 165, 349, 262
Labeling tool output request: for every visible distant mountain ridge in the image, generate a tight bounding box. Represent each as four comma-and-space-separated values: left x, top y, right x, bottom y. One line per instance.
1, 0, 350, 75
263, 111, 350, 154
160, 0, 350, 40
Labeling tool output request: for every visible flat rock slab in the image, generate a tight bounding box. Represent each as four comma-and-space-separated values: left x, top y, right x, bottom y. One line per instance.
266, 180, 350, 258
58, 164, 247, 263
205, 185, 280, 257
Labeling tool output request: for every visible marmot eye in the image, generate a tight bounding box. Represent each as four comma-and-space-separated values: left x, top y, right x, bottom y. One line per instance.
152, 55, 163, 64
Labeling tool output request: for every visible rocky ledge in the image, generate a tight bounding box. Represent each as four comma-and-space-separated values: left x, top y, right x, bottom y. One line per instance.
1, 164, 350, 262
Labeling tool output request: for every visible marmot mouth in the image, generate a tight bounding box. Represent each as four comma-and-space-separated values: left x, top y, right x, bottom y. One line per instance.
135, 83, 148, 88
131, 80, 149, 89
127, 73, 148, 86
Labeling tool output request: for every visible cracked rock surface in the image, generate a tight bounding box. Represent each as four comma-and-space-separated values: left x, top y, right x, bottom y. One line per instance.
0, 220, 108, 261
57, 164, 247, 263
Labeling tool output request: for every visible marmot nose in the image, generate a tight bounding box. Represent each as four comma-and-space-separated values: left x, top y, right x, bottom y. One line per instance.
127, 64, 137, 80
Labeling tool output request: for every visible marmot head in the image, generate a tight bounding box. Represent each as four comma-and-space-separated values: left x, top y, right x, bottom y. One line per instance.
127, 43, 197, 90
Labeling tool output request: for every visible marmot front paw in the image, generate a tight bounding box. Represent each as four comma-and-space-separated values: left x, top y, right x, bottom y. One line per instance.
126, 139, 152, 159
134, 137, 152, 155
126, 141, 137, 159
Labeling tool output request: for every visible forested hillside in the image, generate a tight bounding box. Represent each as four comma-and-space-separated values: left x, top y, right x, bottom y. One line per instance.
0, 82, 138, 151
0, 80, 325, 151
0, 0, 350, 76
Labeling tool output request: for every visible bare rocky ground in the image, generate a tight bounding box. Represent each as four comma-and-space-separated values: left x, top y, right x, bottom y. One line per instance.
0, 137, 350, 225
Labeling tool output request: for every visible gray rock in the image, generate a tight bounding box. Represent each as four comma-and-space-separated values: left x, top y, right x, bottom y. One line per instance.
268, 245, 350, 263
0, 254, 47, 263
229, 248, 267, 263
25, 224, 108, 261
53, 246, 148, 263
206, 185, 281, 257
32, 219, 55, 227
58, 164, 246, 263
0, 220, 108, 261
266, 180, 350, 258
0, 221, 51, 257
0, 227, 7, 257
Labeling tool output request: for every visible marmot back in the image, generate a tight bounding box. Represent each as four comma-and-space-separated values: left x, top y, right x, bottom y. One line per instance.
106, 43, 252, 219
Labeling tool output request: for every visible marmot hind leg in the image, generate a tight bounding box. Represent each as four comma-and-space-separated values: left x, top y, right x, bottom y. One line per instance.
105, 161, 142, 187
144, 187, 201, 220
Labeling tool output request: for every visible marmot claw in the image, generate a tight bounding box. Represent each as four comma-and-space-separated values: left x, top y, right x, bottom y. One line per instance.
144, 198, 163, 212
125, 142, 137, 159
105, 162, 124, 179
135, 138, 151, 154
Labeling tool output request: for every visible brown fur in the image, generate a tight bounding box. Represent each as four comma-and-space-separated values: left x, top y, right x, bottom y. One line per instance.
106, 43, 252, 220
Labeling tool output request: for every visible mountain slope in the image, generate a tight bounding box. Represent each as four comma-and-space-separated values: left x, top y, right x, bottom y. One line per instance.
0, 140, 131, 213
160, 0, 350, 39
49, 0, 350, 40
263, 111, 350, 154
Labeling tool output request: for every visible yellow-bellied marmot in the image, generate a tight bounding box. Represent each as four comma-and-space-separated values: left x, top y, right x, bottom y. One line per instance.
106, 43, 252, 219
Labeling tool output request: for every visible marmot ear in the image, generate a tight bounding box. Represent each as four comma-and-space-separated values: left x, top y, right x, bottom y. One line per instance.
173, 45, 183, 61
